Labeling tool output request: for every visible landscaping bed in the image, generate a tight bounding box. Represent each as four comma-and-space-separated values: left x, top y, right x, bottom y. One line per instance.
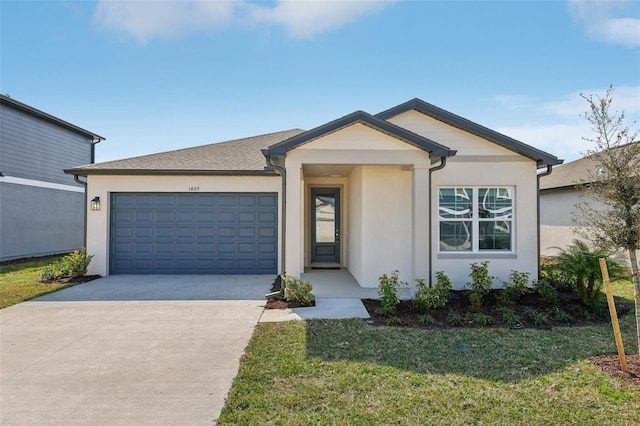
362, 289, 633, 330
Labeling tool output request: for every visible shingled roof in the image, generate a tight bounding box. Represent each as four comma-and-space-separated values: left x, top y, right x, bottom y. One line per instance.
540, 142, 639, 191
65, 129, 304, 176
539, 156, 599, 191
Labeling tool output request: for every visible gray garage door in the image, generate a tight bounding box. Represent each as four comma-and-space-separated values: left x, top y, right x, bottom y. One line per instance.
110, 193, 278, 274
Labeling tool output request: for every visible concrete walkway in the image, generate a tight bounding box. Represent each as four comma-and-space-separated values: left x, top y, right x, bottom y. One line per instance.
0, 275, 270, 426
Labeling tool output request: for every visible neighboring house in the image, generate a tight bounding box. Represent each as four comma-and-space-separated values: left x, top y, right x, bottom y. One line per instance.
65, 98, 561, 289
539, 151, 639, 262
0, 95, 104, 261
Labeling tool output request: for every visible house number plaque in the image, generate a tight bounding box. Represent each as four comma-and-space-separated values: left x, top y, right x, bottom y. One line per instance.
188, 186, 200, 192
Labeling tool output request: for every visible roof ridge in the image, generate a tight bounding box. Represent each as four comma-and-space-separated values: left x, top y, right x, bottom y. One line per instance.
89, 128, 304, 167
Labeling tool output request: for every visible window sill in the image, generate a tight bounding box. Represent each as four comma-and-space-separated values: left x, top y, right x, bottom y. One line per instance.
437, 252, 517, 260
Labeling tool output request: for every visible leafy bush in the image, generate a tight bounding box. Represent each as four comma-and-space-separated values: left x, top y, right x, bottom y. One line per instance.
551, 240, 626, 305
540, 262, 573, 292
39, 249, 93, 281
63, 248, 94, 278
447, 310, 465, 327
40, 264, 62, 281
412, 272, 452, 312
386, 316, 403, 326
522, 307, 549, 325
377, 270, 405, 316
468, 292, 483, 313
550, 307, 574, 323
473, 313, 495, 326
534, 279, 559, 307
467, 261, 493, 312
418, 314, 435, 325
284, 275, 315, 306
504, 270, 530, 299
498, 307, 522, 326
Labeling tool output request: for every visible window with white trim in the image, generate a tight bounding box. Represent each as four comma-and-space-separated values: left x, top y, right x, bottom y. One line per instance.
438, 187, 514, 252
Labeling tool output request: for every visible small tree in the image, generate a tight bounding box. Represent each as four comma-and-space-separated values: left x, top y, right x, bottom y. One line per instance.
574, 86, 640, 354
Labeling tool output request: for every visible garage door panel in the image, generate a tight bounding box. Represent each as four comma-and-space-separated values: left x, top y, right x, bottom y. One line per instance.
110, 193, 277, 274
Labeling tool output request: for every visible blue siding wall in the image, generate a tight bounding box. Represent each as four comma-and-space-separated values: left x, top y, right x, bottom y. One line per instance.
0, 184, 84, 261
110, 193, 278, 274
0, 103, 92, 186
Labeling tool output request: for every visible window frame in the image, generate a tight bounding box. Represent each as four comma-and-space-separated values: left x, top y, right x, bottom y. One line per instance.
437, 186, 515, 254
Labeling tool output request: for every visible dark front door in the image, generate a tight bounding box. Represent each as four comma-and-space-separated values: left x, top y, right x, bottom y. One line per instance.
311, 188, 340, 263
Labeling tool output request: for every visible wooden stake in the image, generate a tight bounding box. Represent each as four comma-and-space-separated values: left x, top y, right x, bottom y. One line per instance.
599, 258, 628, 373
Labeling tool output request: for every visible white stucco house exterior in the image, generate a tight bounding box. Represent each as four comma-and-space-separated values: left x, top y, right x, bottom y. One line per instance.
66, 99, 562, 289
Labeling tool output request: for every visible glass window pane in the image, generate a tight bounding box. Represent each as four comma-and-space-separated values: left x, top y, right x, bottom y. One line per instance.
478, 188, 512, 219
440, 221, 472, 251
479, 220, 511, 250
315, 195, 335, 243
439, 188, 473, 219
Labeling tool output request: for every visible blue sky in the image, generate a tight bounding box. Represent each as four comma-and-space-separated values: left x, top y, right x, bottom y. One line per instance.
2, 0, 639, 164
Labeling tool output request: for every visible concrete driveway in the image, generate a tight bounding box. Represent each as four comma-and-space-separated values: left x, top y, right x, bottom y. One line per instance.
0, 275, 271, 426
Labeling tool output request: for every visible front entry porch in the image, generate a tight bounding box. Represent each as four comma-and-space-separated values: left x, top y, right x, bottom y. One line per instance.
301, 268, 413, 299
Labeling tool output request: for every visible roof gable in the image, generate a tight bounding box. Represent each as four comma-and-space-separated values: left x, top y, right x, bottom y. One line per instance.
376, 98, 562, 167
264, 110, 454, 158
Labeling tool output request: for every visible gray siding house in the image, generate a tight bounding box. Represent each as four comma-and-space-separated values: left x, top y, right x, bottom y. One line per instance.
0, 95, 104, 261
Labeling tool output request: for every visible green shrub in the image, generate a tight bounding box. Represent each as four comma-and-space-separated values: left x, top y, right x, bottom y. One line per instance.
551, 240, 626, 305
468, 292, 483, 313
386, 316, 403, 326
284, 275, 315, 306
522, 307, 549, 325
39, 263, 62, 281
467, 261, 493, 312
550, 307, 573, 323
473, 313, 495, 326
412, 272, 452, 312
418, 314, 435, 325
39, 248, 93, 281
447, 310, 465, 327
534, 279, 559, 307
540, 262, 573, 292
62, 248, 94, 278
504, 270, 530, 299
498, 307, 522, 326
377, 270, 405, 316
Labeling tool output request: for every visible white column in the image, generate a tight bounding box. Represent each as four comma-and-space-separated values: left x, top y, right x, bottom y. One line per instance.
284, 164, 303, 278
412, 167, 430, 290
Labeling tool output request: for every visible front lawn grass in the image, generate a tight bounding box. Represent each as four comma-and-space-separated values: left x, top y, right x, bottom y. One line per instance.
0, 257, 70, 308
219, 281, 640, 425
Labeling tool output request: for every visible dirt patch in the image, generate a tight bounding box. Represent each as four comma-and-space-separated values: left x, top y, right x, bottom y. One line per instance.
590, 354, 640, 386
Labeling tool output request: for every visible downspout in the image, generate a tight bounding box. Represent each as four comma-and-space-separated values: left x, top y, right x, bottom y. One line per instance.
265, 155, 287, 275
428, 156, 448, 286
536, 164, 553, 279
73, 174, 88, 248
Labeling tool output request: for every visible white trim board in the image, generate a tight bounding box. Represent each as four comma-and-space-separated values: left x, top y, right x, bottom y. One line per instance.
0, 176, 84, 193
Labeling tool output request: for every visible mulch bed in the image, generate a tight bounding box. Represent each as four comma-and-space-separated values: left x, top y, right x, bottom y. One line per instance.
362, 290, 632, 330
265, 299, 315, 309
38, 275, 102, 285
590, 354, 640, 386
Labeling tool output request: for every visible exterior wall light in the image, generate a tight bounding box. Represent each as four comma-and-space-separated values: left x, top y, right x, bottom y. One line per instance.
90, 196, 101, 211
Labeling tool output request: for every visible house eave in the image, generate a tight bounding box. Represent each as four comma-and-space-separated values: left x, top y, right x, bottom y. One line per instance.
63, 168, 278, 177
1, 94, 105, 142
